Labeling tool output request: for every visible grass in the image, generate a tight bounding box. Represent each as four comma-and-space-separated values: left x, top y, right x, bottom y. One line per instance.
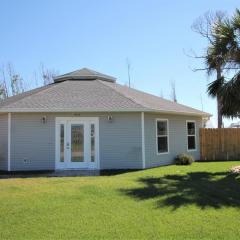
0, 162, 240, 240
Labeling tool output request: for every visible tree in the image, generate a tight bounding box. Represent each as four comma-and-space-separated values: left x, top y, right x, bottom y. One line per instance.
170, 80, 177, 102
40, 64, 58, 86
0, 62, 59, 100
0, 65, 9, 99
211, 9, 240, 117
0, 63, 24, 99
192, 11, 226, 128
0, 83, 8, 100
7, 63, 25, 95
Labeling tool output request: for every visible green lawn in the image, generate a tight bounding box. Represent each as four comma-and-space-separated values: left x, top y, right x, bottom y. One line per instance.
0, 162, 240, 240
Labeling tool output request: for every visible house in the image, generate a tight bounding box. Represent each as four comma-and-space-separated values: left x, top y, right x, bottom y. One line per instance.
0, 68, 210, 172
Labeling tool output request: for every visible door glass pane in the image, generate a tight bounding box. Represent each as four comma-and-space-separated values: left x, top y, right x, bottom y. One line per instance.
71, 124, 84, 162
60, 124, 64, 162
91, 124, 95, 162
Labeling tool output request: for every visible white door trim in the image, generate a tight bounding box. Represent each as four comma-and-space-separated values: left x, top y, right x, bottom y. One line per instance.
55, 117, 99, 170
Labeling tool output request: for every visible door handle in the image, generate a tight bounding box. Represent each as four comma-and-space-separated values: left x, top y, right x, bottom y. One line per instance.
66, 142, 70, 149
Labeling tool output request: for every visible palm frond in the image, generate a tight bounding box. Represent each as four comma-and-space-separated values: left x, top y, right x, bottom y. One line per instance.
219, 71, 240, 117
207, 77, 225, 97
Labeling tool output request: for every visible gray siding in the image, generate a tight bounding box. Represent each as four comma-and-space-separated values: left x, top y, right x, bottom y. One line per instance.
9, 112, 202, 171
99, 113, 142, 169
10, 112, 142, 171
144, 113, 202, 168
0, 114, 8, 171
11, 113, 55, 171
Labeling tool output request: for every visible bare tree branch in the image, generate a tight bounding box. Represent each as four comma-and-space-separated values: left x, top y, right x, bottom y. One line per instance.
170, 79, 177, 102
183, 48, 205, 59
7, 62, 24, 96
193, 67, 240, 72
191, 11, 226, 45
40, 63, 58, 86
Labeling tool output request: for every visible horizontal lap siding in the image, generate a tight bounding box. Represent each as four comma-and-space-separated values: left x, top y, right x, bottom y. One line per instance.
11, 113, 55, 171
144, 113, 201, 168
10, 112, 142, 171
99, 113, 142, 169
0, 114, 8, 171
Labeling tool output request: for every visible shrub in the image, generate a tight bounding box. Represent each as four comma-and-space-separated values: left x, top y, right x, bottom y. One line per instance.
175, 154, 193, 165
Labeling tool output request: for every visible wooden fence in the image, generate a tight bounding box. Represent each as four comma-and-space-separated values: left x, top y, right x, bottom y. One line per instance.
200, 128, 240, 161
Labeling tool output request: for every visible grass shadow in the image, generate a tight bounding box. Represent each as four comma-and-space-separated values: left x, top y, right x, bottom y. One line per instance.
120, 171, 240, 209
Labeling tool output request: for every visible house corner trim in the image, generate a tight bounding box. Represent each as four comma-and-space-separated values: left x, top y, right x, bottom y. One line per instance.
141, 112, 146, 169
8, 112, 11, 171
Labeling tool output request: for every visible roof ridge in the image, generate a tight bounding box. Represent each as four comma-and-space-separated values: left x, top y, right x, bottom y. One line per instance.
97, 80, 147, 110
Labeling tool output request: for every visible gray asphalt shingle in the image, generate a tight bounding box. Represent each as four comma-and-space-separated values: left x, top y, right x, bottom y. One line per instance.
0, 68, 210, 116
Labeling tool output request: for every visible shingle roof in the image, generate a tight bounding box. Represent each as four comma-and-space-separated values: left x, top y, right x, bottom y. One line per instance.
0, 68, 211, 117
54, 68, 116, 83
101, 81, 210, 116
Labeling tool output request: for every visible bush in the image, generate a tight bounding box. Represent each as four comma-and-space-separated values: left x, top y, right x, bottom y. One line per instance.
175, 154, 193, 165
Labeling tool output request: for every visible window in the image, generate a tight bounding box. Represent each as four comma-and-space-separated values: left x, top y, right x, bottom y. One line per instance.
156, 119, 169, 154
187, 121, 196, 151
60, 124, 64, 162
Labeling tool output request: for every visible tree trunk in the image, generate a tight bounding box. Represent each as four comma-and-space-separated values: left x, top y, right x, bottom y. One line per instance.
217, 94, 222, 128
216, 66, 223, 128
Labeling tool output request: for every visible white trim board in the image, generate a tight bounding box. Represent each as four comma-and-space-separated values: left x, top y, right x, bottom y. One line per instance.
8, 113, 11, 171
141, 112, 146, 169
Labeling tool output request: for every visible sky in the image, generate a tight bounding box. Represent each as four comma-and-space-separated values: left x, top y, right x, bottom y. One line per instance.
0, 0, 239, 126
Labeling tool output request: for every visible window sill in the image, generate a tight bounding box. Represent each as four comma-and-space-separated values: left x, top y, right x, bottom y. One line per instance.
157, 152, 169, 155
187, 149, 197, 152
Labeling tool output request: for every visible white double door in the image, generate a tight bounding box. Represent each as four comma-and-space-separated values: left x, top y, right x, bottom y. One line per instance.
56, 117, 99, 169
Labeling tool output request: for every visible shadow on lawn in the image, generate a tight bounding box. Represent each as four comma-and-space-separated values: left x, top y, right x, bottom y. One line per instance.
120, 171, 240, 209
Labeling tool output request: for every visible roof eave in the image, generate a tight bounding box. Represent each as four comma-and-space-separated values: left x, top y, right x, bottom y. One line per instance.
148, 110, 212, 118
0, 108, 212, 117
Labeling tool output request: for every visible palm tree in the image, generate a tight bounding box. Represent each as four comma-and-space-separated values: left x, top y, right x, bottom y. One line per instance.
192, 11, 226, 127
206, 37, 226, 127
210, 9, 240, 117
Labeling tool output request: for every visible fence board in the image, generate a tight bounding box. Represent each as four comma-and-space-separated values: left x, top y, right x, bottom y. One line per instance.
200, 128, 240, 161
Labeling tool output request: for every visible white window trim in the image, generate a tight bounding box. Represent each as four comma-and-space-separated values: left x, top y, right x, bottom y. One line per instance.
156, 118, 169, 155
186, 120, 197, 152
